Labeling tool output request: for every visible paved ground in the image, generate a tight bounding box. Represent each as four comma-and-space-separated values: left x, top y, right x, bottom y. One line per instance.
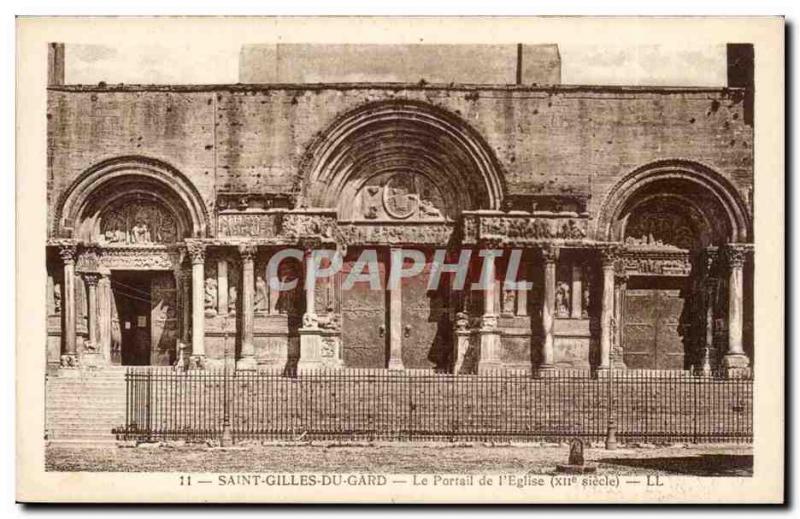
46, 442, 753, 476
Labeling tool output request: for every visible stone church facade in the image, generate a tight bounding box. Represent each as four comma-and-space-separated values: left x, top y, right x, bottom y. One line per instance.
45, 43, 754, 377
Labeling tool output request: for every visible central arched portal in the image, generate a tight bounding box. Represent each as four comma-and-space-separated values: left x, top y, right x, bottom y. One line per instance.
298, 101, 505, 370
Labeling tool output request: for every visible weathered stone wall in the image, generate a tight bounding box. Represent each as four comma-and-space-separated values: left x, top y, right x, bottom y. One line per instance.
48, 84, 753, 239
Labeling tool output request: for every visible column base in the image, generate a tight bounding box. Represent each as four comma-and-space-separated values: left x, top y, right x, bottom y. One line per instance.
721, 353, 750, 378
236, 356, 257, 371
59, 354, 79, 371
536, 364, 557, 377
387, 358, 405, 371
478, 328, 502, 373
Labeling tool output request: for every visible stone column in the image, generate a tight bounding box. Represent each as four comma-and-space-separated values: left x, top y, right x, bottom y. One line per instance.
298, 247, 322, 371
186, 241, 206, 368
612, 271, 627, 368
388, 247, 405, 370
83, 273, 100, 352
570, 263, 583, 319
598, 247, 617, 372
98, 273, 111, 362
539, 246, 558, 373
701, 248, 718, 375
59, 243, 78, 369
478, 250, 502, 372
217, 257, 229, 316
237, 244, 257, 370
175, 265, 192, 368
722, 245, 750, 373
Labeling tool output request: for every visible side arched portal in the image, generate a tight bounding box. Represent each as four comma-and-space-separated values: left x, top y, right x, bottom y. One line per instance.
598, 160, 752, 371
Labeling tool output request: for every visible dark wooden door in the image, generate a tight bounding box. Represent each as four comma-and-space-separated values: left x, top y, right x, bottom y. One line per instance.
150, 272, 177, 366
113, 272, 152, 366
400, 251, 452, 370
340, 250, 388, 368
623, 284, 686, 369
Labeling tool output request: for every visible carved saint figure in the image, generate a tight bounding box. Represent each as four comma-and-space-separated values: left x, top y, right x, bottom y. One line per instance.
130, 217, 152, 244
582, 284, 590, 318
53, 281, 61, 314
254, 275, 268, 313
502, 289, 516, 315
228, 286, 238, 314
204, 278, 217, 313
555, 282, 570, 317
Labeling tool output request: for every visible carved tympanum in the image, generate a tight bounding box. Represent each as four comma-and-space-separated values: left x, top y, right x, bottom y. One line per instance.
100, 201, 180, 245
352, 171, 449, 222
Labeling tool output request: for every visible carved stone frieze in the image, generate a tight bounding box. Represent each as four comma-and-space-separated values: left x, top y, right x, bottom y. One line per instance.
338, 223, 455, 245
218, 213, 280, 238
619, 249, 692, 277
282, 212, 338, 244
99, 245, 183, 270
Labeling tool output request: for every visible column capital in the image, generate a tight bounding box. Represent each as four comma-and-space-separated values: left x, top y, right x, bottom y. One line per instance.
540, 244, 559, 264
185, 239, 206, 264
82, 272, 100, 287
238, 243, 257, 261
600, 245, 620, 267
724, 244, 751, 269
57, 242, 78, 264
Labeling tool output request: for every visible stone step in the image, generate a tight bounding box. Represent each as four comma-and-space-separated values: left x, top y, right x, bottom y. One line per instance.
49, 431, 119, 441
47, 402, 126, 410
48, 409, 125, 416
47, 423, 120, 432
47, 439, 121, 448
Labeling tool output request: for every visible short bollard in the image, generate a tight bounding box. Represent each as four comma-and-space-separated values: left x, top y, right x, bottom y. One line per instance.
556, 439, 597, 474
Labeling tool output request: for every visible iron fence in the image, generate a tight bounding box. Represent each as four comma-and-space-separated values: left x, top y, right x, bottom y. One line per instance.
119, 368, 752, 444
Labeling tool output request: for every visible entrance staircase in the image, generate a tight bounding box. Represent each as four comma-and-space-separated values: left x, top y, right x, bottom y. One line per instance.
46, 368, 127, 446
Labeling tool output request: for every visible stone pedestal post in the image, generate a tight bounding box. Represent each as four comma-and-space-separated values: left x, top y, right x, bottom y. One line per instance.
298, 248, 322, 371
598, 247, 617, 372
722, 245, 750, 374
186, 241, 206, 368
539, 246, 558, 373
237, 245, 257, 370
478, 250, 502, 372
59, 243, 78, 369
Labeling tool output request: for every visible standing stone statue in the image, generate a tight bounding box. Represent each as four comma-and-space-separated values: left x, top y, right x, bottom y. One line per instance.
204, 278, 217, 315
254, 275, 268, 313
228, 285, 238, 314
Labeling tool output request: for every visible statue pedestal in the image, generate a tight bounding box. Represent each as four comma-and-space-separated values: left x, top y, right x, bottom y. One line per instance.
477, 329, 502, 373
297, 328, 323, 372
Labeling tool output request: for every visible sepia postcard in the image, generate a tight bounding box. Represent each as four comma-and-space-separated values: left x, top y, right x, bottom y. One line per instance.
16, 16, 784, 503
